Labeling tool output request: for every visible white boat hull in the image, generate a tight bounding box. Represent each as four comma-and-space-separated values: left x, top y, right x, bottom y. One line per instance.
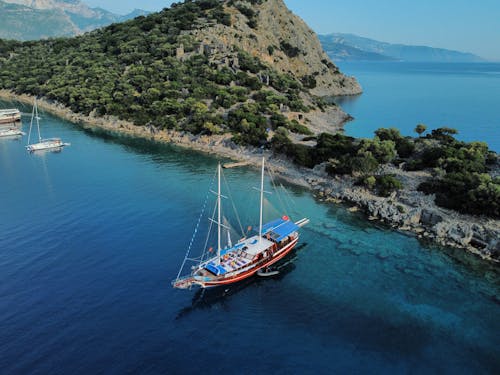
0, 109, 21, 124
0, 129, 25, 137
26, 139, 70, 152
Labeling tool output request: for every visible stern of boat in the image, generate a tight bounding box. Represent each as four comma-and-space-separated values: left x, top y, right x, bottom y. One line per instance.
172, 276, 196, 289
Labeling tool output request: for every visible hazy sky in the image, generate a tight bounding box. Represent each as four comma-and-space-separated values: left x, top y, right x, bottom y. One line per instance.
84, 0, 500, 60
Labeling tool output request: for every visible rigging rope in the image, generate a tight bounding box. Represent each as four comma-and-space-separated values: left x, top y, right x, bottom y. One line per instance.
201, 200, 217, 264
221, 169, 245, 237
175, 168, 217, 281
267, 165, 294, 217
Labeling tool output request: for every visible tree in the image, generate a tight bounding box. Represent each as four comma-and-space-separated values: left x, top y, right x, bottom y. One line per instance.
415, 123, 427, 137
376, 175, 403, 197
351, 151, 379, 175
362, 175, 376, 189
358, 138, 397, 164
375, 127, 401, 142
430, 127, 459, 143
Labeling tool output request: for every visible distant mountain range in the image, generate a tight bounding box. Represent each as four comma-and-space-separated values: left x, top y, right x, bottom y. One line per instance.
319, 33, 485, 62
0, 0, 149, 40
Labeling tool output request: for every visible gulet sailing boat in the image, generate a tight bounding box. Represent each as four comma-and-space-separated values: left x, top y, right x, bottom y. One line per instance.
26, 99, 70, 152
172, 158, 309, 289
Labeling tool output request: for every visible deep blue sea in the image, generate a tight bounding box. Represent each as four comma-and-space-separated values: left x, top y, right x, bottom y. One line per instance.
0, 96, 499, 374
335, 62, 500, 152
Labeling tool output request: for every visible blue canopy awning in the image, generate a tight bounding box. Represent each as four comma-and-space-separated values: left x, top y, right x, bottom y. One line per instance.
205, 262, 228, 276
261, 217, 299, 242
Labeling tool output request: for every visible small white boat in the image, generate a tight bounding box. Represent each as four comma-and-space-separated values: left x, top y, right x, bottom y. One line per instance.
0, 127, 25, 137
26, 137, 70, 151
256, 268, 280, 277
0, 108, 21, 124
26, 99, 69, 152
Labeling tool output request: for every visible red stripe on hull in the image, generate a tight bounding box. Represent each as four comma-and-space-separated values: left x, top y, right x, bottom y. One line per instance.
199, 238, 299, 288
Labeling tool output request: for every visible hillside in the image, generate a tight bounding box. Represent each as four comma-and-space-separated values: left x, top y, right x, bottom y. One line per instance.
0, 0, 361, 147
319, 33, 485, 62
0, 0, 149, 40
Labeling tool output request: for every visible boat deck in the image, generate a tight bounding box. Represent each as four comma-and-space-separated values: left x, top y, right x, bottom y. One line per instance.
219, 252, 251, 272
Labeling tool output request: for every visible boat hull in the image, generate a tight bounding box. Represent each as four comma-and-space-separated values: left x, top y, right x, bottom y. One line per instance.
0, 108, 21, 124
26, 140, 69, 152
192, 237, 298, 289
0, 129, 25, 137
0, 114, 21, 124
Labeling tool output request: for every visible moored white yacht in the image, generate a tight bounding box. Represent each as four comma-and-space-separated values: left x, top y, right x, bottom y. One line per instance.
26, 99, 69, 152
0, 108, 21, 124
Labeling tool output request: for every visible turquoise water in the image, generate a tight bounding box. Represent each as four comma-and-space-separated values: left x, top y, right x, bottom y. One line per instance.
0, 100, 499, 373
336, 62, 500, 152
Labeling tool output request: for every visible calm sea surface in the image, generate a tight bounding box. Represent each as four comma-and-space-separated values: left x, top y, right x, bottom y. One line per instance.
336, 62, 500, 152
0, 100, 499, 374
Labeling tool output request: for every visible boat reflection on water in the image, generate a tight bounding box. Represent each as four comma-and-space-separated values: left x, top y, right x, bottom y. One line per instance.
175, 245, 306, 319
0, 133, 24, 141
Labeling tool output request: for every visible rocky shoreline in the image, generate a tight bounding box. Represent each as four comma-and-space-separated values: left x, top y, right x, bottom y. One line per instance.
309, 165, 499, 263
2, 89, 499, 264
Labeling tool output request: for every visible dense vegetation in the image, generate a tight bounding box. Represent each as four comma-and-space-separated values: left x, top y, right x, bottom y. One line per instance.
413, 134, 499, 218
0, 0, 313, 146
272, 125, 499, 218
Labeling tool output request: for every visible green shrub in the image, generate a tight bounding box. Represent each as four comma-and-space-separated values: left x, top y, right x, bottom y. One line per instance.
359, 175, 376, 189
358, 138, 396, 164
374, 128, 414, 158
288, 120, 313, 135
428, 127, 458, 143
300, 74, 317, 89
270, 127, 291, 152
313, 133, 357, 164
415, 123, 427, 136
237, 50, 264, 73
374, 127, 402, 142
285, 143, 314, 167
419, 173, 499, 218
375, 175, 403, 197
352, 152, 380, 174
280, 41, 301, 58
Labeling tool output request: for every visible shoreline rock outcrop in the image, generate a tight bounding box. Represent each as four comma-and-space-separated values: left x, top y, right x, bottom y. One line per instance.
311, 165, 500, 263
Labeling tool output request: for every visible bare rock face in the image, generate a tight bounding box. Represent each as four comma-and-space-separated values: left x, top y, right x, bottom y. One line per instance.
194, 0, 362, 97
421, 209, 444, 226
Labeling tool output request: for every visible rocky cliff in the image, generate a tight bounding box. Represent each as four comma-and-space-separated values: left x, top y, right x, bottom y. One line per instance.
193, 0, 361, 97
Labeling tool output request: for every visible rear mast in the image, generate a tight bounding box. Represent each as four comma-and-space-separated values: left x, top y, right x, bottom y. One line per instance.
259, 157, 264, 243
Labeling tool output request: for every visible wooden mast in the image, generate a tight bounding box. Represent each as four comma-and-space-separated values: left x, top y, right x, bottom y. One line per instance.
259, 157, 264, 242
